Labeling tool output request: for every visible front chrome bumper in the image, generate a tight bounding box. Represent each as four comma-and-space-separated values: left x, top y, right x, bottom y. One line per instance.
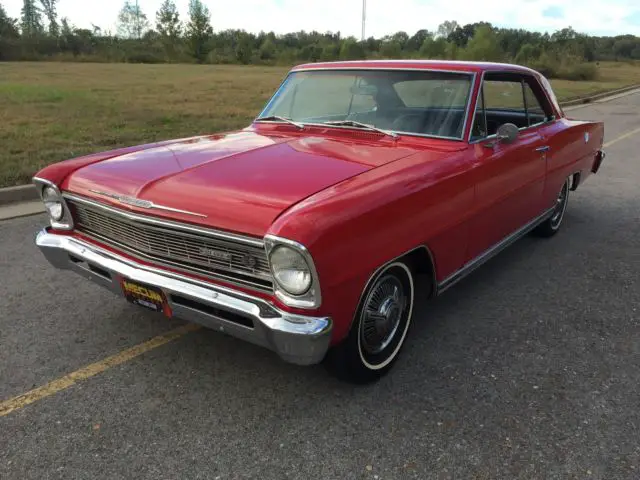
35, 229, 332, 365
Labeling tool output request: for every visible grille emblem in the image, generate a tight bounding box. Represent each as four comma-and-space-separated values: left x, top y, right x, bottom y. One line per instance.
198, 247, 232, 261
241, 254, 257, 269
89, 190, 207, 218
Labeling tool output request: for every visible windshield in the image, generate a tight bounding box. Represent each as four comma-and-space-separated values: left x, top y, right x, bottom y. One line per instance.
258, 69, 474, 139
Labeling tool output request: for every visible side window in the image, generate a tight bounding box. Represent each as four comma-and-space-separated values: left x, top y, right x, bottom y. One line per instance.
483, 79, 526, 111
470, 73, 556, 140
481, 77, 527, 136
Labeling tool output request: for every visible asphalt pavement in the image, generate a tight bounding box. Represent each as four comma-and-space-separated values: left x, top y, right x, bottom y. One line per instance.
1, 93, 639, 479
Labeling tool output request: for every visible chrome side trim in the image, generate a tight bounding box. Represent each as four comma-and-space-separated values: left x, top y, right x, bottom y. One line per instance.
35, 229, 332, 366
291, 67, 478, 74
264, 234, 322, 309
63, 193, 264, 248
437, 208, 554, 293
467, 71, 486, 143
460, 72, 478, 142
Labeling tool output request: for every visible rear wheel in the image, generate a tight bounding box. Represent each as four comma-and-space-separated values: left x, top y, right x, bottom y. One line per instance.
533, 177, 570, 237
325, 262, 415, 384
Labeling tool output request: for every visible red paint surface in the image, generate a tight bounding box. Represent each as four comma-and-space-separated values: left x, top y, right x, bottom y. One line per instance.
35, 61, 604, 346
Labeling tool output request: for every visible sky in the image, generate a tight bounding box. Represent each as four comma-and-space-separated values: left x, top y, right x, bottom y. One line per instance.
4, 0, 640, 37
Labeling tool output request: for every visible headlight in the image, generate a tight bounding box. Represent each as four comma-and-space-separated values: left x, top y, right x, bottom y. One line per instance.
269, 245, 312, 295
42, 186, 64, 221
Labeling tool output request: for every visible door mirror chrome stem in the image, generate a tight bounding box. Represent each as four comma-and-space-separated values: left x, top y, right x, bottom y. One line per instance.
481, 123, 519, 149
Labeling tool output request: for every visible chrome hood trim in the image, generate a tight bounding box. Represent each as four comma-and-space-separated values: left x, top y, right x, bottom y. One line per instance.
89, 189, 207, 218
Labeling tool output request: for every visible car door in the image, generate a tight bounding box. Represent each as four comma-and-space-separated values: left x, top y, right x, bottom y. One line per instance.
522, 76, 566, 212
465, 72, 548, 261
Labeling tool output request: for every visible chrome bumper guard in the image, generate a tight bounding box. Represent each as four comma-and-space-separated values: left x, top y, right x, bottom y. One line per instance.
35, 229, 332, 365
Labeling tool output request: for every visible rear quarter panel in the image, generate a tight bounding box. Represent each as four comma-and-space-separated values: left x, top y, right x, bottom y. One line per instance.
542, 118, 604, 208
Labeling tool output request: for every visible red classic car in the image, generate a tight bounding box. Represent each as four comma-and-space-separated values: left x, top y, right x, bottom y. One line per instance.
34, 60, 605, 383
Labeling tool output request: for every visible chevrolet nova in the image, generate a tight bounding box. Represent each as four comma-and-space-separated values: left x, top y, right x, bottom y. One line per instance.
34, 60, 605, 383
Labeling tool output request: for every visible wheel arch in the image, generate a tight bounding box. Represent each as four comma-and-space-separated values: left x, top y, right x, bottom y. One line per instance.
347, 244, 436, 333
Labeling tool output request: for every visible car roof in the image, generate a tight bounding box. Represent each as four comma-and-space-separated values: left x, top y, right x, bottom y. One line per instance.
292, 60, 540, 76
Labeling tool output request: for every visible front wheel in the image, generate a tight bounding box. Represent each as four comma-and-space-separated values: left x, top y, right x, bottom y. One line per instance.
533, 177, 570, 238
325, 262, 415, 384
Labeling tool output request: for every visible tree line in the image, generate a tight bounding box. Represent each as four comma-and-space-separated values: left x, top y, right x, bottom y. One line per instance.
2, 0, 640, 80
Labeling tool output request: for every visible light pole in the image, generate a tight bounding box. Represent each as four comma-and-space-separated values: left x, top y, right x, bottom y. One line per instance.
136, 0, 140, 39
361, 0, 366, 41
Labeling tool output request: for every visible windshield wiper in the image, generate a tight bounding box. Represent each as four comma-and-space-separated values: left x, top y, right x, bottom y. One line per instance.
322, 120, 398, 139
254, 115, 304, 130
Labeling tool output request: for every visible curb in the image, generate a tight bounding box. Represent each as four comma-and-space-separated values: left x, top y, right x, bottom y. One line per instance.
1, 83, 639, 208
0, 184, 39, 206
560, 84, 640, 107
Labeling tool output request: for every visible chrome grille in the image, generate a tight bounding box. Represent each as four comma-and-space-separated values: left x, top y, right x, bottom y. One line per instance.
66, 197, 273, 291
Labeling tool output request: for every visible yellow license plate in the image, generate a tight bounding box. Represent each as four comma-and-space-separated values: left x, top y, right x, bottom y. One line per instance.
120, 278, 171, 317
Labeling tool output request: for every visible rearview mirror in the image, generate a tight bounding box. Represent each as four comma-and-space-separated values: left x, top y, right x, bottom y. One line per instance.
496, 123, 519, 144
350, 84, 378, 96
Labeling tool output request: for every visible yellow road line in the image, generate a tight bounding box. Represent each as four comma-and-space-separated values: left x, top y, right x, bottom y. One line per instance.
0, 323, 201, 417
603, 126, 640, 148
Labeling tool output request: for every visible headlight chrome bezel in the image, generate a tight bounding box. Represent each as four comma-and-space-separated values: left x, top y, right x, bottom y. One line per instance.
265, 235, 321, 309
42, 186, 64, 221
32, 177, 74, 230
269, 245, 312, 296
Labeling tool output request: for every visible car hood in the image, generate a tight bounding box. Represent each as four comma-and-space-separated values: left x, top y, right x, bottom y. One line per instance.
64, 130, 419, 237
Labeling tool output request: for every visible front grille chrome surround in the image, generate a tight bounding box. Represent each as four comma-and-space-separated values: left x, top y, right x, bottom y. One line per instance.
64, 193, 273, 292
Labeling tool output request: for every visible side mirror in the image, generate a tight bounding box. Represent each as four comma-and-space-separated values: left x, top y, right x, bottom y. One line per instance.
496, 123, 519, 144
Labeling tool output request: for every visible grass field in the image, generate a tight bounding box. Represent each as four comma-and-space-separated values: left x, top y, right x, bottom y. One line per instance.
1, 61, 639, 188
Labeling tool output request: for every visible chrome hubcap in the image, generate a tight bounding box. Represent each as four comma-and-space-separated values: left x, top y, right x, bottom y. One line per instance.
550, 182, 568, 228
360, 275, 406, 355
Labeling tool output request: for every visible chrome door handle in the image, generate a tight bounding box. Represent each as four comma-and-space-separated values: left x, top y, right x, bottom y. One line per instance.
535, 146, 550, 152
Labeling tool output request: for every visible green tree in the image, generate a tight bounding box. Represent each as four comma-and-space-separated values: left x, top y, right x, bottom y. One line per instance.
407, 29, 432, 52
380, 39, 402, 58
258, 37, 276, 60
0, 2, 20, 38
444, 41, 459, 59
235, 31, 253, 64
186, 0, 213, 63
339, 38, 364, 60
320, 42, 340, 61
419, 36, 447, 58
156, 0, 181, 39
0, 2, 20, 60
462, 25, 503, 61
514, 43, 539, 64
117, 1, 149, 39
436, 20, 459, 39
21, 0, 42, 37
39, 0, 57, 36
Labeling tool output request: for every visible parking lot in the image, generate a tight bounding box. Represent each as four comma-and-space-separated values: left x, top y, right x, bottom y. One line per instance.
1, 93, 639, 479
